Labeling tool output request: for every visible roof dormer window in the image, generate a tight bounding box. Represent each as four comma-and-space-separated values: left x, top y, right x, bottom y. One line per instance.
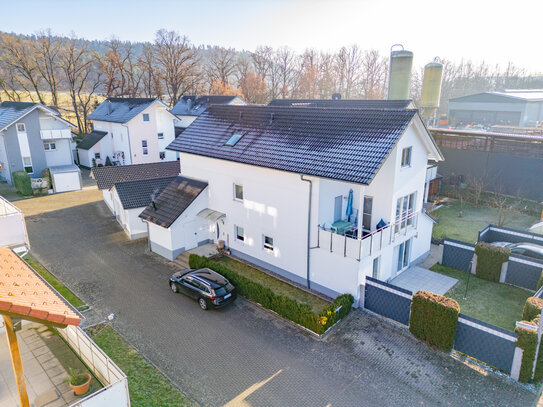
225, 132, 243, 147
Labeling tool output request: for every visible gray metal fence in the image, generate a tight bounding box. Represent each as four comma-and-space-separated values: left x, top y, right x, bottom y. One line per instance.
454, 314, 518, 374
442, 239, 475, 272
364, 276, 412, 325
506, 254, 542, 291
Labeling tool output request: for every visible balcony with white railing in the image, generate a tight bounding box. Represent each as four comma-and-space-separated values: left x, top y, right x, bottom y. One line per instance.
40, 128, 72, 140
316, 210, 420, 261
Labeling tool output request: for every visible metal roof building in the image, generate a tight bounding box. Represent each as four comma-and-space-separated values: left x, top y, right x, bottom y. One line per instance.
448, 89, 543, 127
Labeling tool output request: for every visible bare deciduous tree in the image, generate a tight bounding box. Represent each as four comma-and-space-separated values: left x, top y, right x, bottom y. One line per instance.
33, 29, 62, 108
138, 44, 162, 98
154, 29, 199, 105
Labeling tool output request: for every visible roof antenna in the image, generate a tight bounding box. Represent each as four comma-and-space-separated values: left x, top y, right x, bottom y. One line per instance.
269, 113, 275, 125
150, 188, 159, 210
239, 111, 243, 121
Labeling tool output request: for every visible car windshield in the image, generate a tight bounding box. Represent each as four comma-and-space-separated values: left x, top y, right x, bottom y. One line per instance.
214, 283, 234, 296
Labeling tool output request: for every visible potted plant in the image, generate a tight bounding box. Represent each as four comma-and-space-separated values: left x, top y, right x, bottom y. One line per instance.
68, 369, 92, 396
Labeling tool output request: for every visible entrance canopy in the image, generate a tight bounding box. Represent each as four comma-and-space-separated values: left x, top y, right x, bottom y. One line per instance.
197, 208, 226, 222
0, 247, 81, 327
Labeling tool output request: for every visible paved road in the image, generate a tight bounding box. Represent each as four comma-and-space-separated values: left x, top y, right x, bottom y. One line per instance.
23, 198, 537, 407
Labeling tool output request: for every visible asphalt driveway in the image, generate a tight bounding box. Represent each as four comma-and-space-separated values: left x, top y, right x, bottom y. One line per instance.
22, 196, 537, 407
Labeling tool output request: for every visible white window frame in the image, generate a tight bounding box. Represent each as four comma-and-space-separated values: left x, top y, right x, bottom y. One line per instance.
401, 147, 412, 168
142, 113, 150, 122
22, 156, 33, 174
43, 142, 56, 151
263, 235, 274, 251
235, 225, 245, 242
16, 123, 26, 133
233, 183, 243, 201
157, 132, 164, 139
395, 192, 416, 233
362, 196, 373, 232
142, 140, 148, 156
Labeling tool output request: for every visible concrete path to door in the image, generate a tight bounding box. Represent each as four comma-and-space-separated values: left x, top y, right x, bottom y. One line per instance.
390, 266, 458, 295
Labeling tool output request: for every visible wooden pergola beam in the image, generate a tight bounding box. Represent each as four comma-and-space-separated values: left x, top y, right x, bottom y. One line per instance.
3, 315, 30, 407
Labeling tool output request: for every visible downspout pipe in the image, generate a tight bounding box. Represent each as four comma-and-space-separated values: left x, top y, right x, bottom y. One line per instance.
121, 124, 132, 165
300, 175, 312, 289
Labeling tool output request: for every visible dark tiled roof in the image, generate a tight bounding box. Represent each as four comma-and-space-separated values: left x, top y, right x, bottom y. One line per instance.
92, 161, 180, 190
0, 101, 38, 131
114, 176, 177, 209
139, 176, 208, 228
87, 98, 157, 123
268, 99, 412, 109
77, 130, 108, 150
171, 95, 242, 116
167, 105, 417, 185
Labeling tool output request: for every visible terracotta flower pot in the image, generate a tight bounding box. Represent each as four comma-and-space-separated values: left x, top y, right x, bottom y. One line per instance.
69, 373, 91, 396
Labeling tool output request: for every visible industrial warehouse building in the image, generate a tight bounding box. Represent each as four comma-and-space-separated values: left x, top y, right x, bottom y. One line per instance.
448, 89, 543, 127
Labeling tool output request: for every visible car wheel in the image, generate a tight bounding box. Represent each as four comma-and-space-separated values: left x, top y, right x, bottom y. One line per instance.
170, 282, 178, 293
198, 298, 208, 311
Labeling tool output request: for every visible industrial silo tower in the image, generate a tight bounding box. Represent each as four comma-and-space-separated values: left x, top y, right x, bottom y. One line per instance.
420, 59, 444, 126
387, 44, 414, 100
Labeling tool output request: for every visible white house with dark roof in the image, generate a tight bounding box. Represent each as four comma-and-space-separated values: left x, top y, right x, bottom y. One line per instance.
110, 176, 177, 239
141, 104, 443, 304
171, 95, 246, 135
80, 98, 178, 167
0, 101, 81, 192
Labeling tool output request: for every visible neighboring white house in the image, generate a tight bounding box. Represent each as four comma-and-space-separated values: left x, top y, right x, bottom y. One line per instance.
79, 98, 178, 167
110, 176, 177, 239
140, 104, 443, 304
170, 95, 246, 136
91, 161, 180, 213
0, 101, 81, 193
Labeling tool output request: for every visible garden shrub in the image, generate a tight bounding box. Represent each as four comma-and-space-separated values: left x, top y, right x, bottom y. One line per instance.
474, 242, 510, 282
189, 254, 353, 334
515, 323, 538, 383
41, 168, 52, 190
409, 290, 460, 352
523, 297, 543, 322
12, 171, 32, 196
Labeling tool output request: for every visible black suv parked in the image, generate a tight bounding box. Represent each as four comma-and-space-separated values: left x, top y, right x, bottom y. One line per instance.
169, 268, 237, 310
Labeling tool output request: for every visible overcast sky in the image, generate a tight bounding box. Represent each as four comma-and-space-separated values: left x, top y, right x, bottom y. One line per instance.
3, 0, 541, 73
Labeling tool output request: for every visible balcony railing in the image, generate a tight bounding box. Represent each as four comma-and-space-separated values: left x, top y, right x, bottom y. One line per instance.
40, 128, 72, 140
316, 210, 420, 261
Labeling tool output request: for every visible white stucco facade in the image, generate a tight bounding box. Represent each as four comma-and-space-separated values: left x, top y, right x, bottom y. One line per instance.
146, 116, 442, 303
110, 187, 149, 240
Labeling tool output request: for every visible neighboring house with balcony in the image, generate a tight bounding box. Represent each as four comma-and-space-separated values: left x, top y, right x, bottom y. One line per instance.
140, 105, 443, 304
79, 98, 177, 168
171, 95, 246, 136
0, 101, 81, 192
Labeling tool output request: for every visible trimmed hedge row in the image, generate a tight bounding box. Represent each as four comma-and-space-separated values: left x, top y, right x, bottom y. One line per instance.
515, 323, 538, 383
523, 297, 543, 322
474, 242, 510, 282
409, 291, 460, 352
188, 254, 353, 334
12, 170, 32, 196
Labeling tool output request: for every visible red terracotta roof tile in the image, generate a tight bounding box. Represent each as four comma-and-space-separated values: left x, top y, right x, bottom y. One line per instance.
0, 248, 81, 326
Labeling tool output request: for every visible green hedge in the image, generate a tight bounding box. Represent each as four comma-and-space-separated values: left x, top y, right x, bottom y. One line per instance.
537, 270, 543, 291
474, 242, 510, 282
523, 297, 543, 322
515, 323, 538, 383
409, 290, 460, 352
12, 170, 32, 196
189, 254, 353, 334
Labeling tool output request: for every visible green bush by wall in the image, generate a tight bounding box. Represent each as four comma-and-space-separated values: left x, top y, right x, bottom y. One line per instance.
523, 297, 543, 322
474, 242, 510, 282
515, 323, 538, 383
409, 290, 460, 352
189, 254, 353, 334
12, 171, 33, 196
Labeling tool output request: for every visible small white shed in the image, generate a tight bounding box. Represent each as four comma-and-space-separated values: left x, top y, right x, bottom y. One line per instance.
49, 165, 82, 193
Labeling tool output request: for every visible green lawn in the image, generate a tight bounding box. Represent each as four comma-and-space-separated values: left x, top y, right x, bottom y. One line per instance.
88, 325, 193, 407
431, 200, 538, 243
430, 263, 531, 331
215, 256, 330, 313
23, 253, 86, 309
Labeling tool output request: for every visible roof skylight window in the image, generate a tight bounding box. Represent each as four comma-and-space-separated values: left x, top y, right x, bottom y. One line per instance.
225, 132, 243, 146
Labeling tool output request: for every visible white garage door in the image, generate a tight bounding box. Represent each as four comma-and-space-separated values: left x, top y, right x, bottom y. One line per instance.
53, 171, 81, 193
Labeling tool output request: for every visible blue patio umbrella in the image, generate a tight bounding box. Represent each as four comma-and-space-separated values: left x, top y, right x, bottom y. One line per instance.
346, 189, 353, 221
